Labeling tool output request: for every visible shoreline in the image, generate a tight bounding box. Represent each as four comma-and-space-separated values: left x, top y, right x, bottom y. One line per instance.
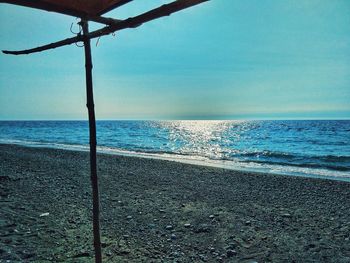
1, 141, 349, 183
1, 144, 349, 262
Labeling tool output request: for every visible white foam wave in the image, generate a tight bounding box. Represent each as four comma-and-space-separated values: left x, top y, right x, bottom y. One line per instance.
1, 139, 349, 182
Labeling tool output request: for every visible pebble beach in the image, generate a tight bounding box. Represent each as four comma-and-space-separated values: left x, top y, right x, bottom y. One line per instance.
1, 144, 349, 262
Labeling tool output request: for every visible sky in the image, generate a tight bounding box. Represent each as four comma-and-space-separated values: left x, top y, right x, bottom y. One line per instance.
0, 0, 349, 120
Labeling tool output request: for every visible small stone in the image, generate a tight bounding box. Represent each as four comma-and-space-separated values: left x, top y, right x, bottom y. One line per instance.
226, 249, 237, 257
195, 224, 210, 233
39, 212, 49, 217
4, 238, 13, 244
21, 250, 36, 259
209, 215, 215, 219
245, 220, 251, 226
282, 213, 291, 218
73, 251, 90, 258
199, 254, 207, 261
171, 251, 180, 258
118, 248, 130, 255
126, 215, 133, 220
159, 209, 165, 213
305, 243, 316, 250
101, 242, 108, 248
171, 234, 177, 240
184, 223, 191, 228
226, 243, 236, 249
165, 225, 173, 230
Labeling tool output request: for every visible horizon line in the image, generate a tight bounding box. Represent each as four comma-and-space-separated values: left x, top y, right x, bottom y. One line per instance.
1, 118, 350, 121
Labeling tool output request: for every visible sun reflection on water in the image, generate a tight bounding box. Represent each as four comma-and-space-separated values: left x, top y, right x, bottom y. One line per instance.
155, 120, 248, 159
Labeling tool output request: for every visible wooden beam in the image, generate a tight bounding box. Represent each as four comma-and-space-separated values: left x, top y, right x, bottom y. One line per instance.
2, 0, 209, 55
90, 16, 122, 26
82, 20, 102, 263
2, 35, 84, 55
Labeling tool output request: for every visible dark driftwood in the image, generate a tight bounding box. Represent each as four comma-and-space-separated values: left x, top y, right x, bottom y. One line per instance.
82, 21, 102, 263
2, 0, 209, 55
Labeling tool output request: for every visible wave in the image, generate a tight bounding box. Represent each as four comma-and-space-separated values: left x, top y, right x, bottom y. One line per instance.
235, 150, 350, 162
2, 139, 349, 169
235, 151, 299, 160
239, 159, 350, 172
1, 139, 350, 182
231, 151, 350, 170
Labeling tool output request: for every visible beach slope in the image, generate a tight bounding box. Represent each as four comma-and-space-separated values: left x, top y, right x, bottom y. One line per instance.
0, 144, 349, 262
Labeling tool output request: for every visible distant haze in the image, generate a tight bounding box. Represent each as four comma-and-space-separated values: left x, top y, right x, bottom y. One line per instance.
1, 0, 349, 120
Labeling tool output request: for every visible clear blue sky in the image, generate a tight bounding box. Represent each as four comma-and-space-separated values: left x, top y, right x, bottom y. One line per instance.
0, 0, 349, 120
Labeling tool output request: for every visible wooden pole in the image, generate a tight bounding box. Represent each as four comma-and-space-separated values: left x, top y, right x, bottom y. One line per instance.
81, 20, 102, 263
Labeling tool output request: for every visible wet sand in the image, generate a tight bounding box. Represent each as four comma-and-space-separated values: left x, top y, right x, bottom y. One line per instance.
0, 144, 349, 262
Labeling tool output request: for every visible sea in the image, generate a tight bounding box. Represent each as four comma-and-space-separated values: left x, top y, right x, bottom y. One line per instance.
0, 120, 349, 182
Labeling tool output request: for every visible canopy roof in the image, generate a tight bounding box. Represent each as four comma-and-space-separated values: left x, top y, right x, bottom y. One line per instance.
1, 1, 208, 263
2, 0, 208, 55
1, 0, 132, 17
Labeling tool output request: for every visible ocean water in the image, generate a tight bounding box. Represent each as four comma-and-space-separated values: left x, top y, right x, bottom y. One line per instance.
0, 120, 349, 181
